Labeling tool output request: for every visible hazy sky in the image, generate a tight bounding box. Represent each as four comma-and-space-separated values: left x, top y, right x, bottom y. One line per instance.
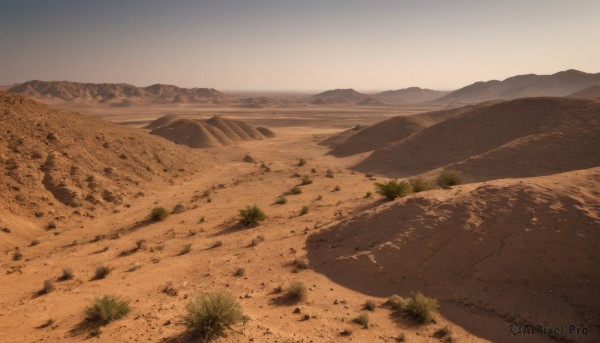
1, 0, 599, 91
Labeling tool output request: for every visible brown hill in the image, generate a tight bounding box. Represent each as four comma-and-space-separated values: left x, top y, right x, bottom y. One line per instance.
434, 69, 600, 104
148, 115, 273, 148
376, 87, 450, 103
307, 168, 600, 342
8, 80, 229, 105
324, 103, 490, 157
353, 97, 600, 181
568, 85, 600, 99
309, 88, 378, 105
0, 91, 214, 239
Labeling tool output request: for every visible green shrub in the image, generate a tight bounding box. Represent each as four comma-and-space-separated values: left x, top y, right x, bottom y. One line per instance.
299, 206, 309, 216
283, 186, 302, 196
408, 178, 432, 193
150, 207, 169, 221
239, 204, 267, 226
354, 312, 370, 328
172, 203, 185, 214
274, 196, 287, 205
84, 295, 131, 326
297, 159, 306, 167
299, 175, 313, 185
184, 291, 245, 340
387, 294, 407, 311
93, 266, 111, 280
375, 180, 411, 200
364, 192, 372, 199
435, 170, 463, 188
405, 292, 438, 324
58, 268, 74, 281
38, 280, 55, 295
333, 185, 341, 192
179, 244, 192, 255
284, 282, 307, 304
363, 300, 376, 311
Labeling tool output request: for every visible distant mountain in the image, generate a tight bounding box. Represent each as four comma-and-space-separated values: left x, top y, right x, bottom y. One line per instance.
567, 85, 600, 99
8, 80, 229, 105
376, 87, 450, 103
434, 69, 600, 104
309, 88, 380, 105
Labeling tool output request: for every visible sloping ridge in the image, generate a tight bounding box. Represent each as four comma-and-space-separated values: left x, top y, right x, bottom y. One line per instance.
8, 80, 229, 105
434, 69, 600, 104
307, 169, 600, 342
376, 87, 451, 104
309, 88, 377, 105
148, 115, 273, 148
568, 85, 600, 98
354, 97, 600, 181
0, 91, 214, 218
324, 102, 489, 157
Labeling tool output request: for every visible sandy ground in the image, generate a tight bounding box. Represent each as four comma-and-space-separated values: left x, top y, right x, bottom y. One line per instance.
1, 98, 597, 343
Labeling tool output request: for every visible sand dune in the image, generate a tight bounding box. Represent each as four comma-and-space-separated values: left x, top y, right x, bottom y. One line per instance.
148, 115, 273, 148
352, 97, 600, 181
434, 69, 600, 104
0, 91, 214, 246
307, 168, 600, 342
8, 80, 229, 105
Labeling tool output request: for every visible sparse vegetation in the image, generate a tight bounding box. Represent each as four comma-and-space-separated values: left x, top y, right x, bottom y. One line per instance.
234, 267, 246, 277
434, 326, 453, 340
150, 207, 170, 221
172, 203, 185, 214
363, 300, 376, 311
405, 292, 439, 324
13, 248, 23, 261
248, 235, 265, 247
30, 239, 41, 246
37, 318, 55, 329
162, 282, 178, 296
283, 282, 307, 304
435, 170, 463, 188
179, 244, 192, 255
340, 329, 353, 336
46, 221, 57, 230
333, 185, 341, 192
58, 268, 74, 281
283, 186, 302, 195
354, 312, 370, 328
274, 196, 287, 205
239, 204, 267, 226
37, 280, 55, 295
299, 205, 309, 216
297, 158, 306, 166
299, 175, 313, 185
375, 179, 411, 200
183, 291, 245, 341
409, 178, 432, 193
292, 256, 308, 272
92, 266, 111, 280
387, 294, 407, 311
325, 169, 334, 178
84, 295, 131, 326
364, 191, 372, 199
209, 240, 223, 249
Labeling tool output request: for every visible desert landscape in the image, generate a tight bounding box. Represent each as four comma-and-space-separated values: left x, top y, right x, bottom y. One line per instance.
1, 2, 599, 343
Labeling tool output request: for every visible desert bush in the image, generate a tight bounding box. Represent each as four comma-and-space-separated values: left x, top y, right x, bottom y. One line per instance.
299, 206, 309, 216
340, 329, 353, 336
248, 235, 265, 247
183, 291, 245, 340
363, 300, 376, 311
297, 159, 306, 167
283, 186, 302, 195
172, 203, 185, 214
84, 295, 131, 326
434, 326, 453, 339
364, 192, 373, 199
150, 207, 170, 221
354, 312, 370, 328
332, 185, 341, 192
93, 266, 111, 280
387, 294, 407, 311
30, 239, 41, 246
408, 178, 432, 193
435, 170, 463, 188
37, 318, 55, 329
13, 248, 23, 261
162, 282, 178, 296
325, 169, 334, 178
58, 268, 74, 281
375, 180, 411, 200
179, 244, 192, 255
209, 240, 223, 249
405, 292, 438, 324
299, 175, 313, 185
239, 204, 267, 226
292, 256, 308, 272
38, 280, 55, 295
46, 221, 57, 230
274, 196, 287, 205
234, 267, 246, 277
284, 282, 307, 304
316, 194, 323, 200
